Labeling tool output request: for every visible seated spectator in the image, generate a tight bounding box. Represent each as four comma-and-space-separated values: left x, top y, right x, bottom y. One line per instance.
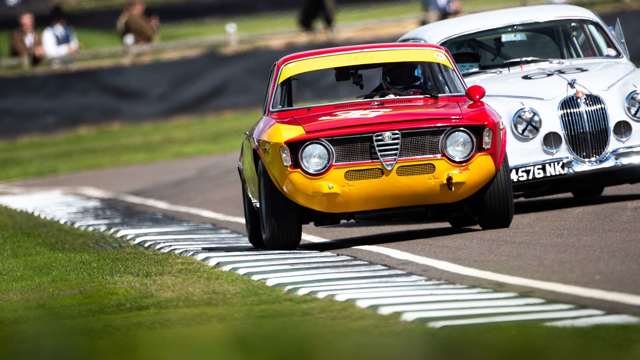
10, 11, 44, 67
42, 5, 79, 60
420, 0, 462, 25
116, 0, 159, 46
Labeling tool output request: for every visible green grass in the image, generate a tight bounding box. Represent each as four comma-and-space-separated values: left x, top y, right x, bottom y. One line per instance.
0, 206, 639, 359
0, 109, 259, 181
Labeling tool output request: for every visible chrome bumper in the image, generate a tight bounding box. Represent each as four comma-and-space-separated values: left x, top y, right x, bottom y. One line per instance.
563, 145, 640, 174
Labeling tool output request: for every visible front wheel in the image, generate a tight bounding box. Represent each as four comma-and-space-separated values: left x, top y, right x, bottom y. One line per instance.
258, 162, 302, 250
475, 157, 514, 230
241, 182, 264, 249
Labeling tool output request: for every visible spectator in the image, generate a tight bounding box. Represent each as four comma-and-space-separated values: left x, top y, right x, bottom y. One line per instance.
420, 0, 462, 25
42, 5, 79, 60
9, 11, 44, 67
117, 0, 159, 46
299, 0, 335, 33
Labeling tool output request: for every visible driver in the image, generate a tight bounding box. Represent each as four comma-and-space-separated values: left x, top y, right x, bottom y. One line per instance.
365, 62, 424, 99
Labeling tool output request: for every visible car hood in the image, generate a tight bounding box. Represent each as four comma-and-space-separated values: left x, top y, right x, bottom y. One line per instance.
285, 101, 463, 134
465, 60, 636, 101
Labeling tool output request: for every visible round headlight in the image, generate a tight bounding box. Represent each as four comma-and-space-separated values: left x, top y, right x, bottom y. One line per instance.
299, 141, 332, 174
512, 107, 542, 141
625, 90, 640, 121
442, 129, 475, 162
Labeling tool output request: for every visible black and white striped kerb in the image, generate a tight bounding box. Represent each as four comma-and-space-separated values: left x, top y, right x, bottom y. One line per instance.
0, 191, 637, 328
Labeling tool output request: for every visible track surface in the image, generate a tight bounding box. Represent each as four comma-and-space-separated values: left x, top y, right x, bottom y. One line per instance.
16, 153, 640, 314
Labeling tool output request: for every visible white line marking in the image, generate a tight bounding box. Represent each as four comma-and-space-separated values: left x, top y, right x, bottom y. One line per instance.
402, 304, 575, 321
315, 284, 467, 299
545, 314, 640, 327
78, 187, 246, 224
356, 292, 519, 308
66, 186, 640, 307
335, 288, 491, 302
265, 270, 407, 286
283, 276, 427, 292
116, 226, 213, 237
251, 265, 388, 280
427, 309, 605, 328
207, 253, 333, 266
377, 297, 547, 315
194, 250, 318, 261
235, 261, 369, 275
293, 281, 443, 295
221, 256, 355, 271
132, 234, 237, 244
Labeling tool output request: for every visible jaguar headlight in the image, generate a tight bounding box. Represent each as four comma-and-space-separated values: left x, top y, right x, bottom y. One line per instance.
442, 129, 475, 163
625, 90, 640, 121
299, 141, 333, 175
512, 107, 542, 141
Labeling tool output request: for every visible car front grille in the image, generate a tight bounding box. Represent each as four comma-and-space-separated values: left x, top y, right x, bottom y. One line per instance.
327, 129, 446, 164
559, 94, 609, 161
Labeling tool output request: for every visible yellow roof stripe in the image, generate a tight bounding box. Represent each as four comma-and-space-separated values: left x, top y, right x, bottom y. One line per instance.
278, 48, 453, 84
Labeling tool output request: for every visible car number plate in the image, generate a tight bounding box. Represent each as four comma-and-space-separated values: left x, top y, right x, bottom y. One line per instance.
510, 161, 567, 183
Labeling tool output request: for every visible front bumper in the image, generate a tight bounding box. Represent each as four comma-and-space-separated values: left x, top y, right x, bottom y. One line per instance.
269, 154, 497, 214
513, 145, 640, 195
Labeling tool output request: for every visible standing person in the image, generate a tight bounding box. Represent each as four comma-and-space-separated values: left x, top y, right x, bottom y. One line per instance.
117, 0, 160, 46
299, 0, 335, 33
41, 5, 79, 61
10, 11, 44, 67
420, 0, 462, 25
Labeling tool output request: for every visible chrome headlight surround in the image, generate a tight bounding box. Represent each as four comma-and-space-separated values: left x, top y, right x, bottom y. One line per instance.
441, 128, 476, 163
625, 90, 640, 122
298, 140, 334, 175
511, 107, 542, 141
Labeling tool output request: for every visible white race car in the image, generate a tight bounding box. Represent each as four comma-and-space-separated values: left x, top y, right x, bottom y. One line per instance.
400, 5, 640, 198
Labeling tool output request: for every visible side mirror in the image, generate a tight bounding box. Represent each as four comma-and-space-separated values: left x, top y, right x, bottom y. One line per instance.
466, 85, 486, 102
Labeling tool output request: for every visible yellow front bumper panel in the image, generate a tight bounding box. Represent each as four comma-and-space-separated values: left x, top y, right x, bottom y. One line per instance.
265, 153, 496, 214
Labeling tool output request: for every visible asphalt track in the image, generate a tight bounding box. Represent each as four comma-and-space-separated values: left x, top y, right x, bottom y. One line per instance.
15, 152, 640, 315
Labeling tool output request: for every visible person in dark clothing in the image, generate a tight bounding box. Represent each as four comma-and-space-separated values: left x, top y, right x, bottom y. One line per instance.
10, 11, 44, 66
299, 0, 335, 32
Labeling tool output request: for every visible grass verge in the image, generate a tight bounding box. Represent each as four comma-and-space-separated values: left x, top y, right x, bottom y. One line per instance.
0, 206, 639, 359
0, 109, 260, 181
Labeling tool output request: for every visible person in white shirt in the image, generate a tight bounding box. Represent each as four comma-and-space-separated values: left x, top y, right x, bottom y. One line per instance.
41, 5, 79, 60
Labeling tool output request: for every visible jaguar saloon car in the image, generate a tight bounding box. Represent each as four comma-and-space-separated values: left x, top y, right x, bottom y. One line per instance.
400, 5, 640, 199
238, 43, 513, 249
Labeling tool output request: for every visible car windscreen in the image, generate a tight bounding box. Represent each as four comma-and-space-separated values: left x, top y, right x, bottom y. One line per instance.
442, 19, 620, 74
271, 61, 465, 110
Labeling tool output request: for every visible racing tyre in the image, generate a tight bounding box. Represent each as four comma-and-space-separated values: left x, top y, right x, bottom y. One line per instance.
241, 182, 264, 249
571, 186, 604, 200
448, 214, 477, 229
258, 162, 302, 250
476, 157, 514, 230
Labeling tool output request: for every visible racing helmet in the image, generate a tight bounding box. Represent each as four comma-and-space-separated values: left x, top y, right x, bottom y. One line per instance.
381, 62, 422, 94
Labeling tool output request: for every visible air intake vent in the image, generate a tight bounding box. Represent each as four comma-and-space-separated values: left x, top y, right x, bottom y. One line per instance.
344, 168, 384, 181
396, 163, 436, 176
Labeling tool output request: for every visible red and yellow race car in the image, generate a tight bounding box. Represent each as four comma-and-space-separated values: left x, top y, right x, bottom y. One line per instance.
238, 43, 513, 249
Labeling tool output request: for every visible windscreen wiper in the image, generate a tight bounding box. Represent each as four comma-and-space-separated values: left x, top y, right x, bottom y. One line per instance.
502, 57, 551, 66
